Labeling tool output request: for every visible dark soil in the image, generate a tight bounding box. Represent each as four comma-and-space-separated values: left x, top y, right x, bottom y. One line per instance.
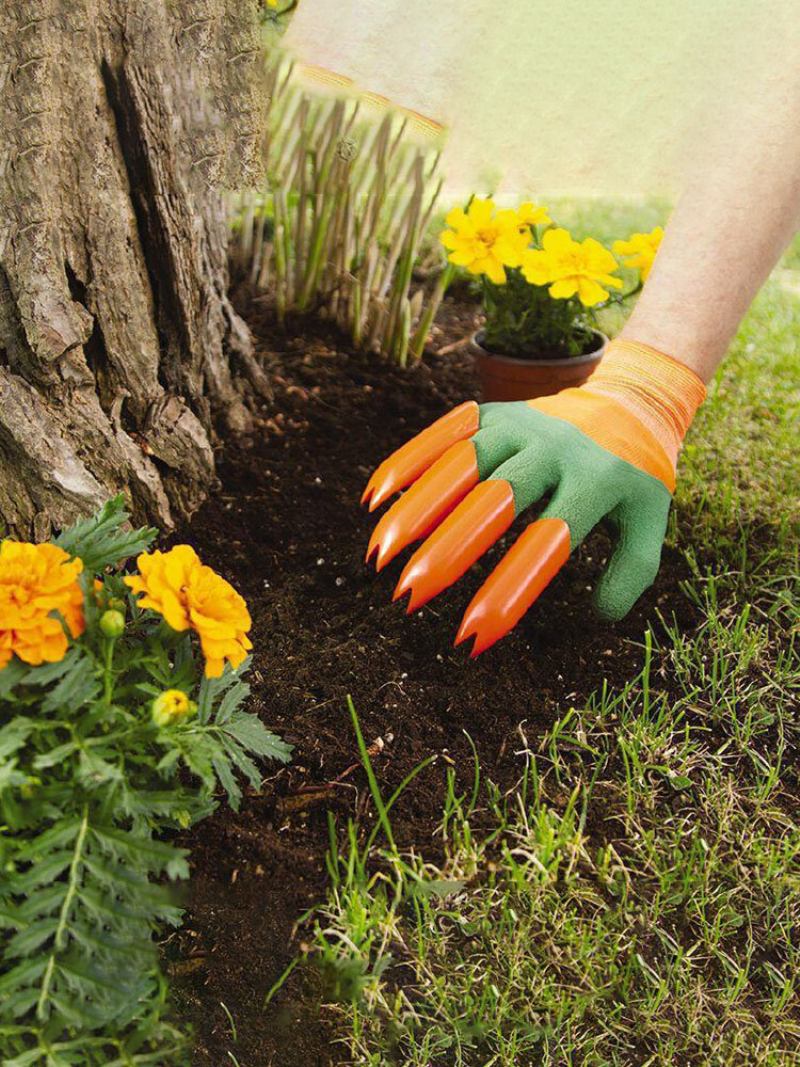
169, 294, 697, 1067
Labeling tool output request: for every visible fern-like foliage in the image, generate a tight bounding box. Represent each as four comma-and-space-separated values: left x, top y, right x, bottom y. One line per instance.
0, 502, 291, 1062
54, 495, 157, 573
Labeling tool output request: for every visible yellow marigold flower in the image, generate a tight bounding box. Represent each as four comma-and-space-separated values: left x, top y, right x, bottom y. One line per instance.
125, 545, 252, 678
521, 228, 623, 307
440, 198, 530, 285
516, 201, 551, 228
613, 226, 664, 280
152, 688, 196, 728
0, 542, 84, 670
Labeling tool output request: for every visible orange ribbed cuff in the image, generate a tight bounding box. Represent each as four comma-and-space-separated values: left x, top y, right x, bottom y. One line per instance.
584, 340, 707, 469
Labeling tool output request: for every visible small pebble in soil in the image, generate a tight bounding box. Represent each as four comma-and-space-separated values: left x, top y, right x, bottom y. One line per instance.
316, 557, 324, 565
335, 577, 345, 586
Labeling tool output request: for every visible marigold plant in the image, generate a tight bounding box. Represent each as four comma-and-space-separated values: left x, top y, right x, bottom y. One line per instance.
439, 198, 660, 360
0, 498, 290, 1065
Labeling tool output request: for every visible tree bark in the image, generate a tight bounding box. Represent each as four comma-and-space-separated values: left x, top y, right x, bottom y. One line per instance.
0, 0, 268, 538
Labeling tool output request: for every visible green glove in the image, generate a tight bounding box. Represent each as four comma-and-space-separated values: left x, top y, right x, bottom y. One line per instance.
363, 339, 706, 654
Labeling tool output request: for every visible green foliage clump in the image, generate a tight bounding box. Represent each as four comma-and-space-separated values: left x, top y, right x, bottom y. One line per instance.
481, 270, 598, 359
0, 499, 291, 1065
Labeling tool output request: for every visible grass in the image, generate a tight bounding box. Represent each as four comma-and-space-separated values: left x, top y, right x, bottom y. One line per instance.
308, 202, 800, 1065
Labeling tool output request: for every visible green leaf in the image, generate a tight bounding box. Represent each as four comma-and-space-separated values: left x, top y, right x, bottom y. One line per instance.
55, 496, 156, 573
0, 659, 29, 698
211, 755, 241, 809
16, 819, 81, 858
41, 652, 100, 714
77, 750, 123, 788
32, 740, 79, 770
25, 650, 81, 688
14, 884, 68, 922
5, 918, 59, 957
8, 851, 74, 893
196, 663, 246, 725
0, 718, 34, 761
222, 711, 293, 763
216, 679, 249, 724
220, 740, 262, 791
0, 760, 27, 793
0, 987, 40, 1023
90, 825, 190, 881
0, 957, 46, 998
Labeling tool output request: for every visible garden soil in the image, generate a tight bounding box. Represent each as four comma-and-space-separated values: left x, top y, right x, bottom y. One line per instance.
169, 293, 697, 1066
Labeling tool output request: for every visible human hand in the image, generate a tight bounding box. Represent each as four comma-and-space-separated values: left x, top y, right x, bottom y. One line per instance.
362, 340, 706, 655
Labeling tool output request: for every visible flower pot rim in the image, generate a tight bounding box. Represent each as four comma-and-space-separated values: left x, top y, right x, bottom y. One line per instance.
472, 329, 608, 368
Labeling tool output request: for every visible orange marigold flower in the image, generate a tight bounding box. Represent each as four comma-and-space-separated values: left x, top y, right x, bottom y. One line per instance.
0, 542, 85, 669
124, 545, 252, 678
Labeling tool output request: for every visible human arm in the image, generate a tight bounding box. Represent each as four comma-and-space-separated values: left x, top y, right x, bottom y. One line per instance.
620, 64, 800, 381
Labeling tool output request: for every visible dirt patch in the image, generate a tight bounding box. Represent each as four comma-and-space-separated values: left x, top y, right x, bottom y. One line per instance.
169, 294, 697, 1066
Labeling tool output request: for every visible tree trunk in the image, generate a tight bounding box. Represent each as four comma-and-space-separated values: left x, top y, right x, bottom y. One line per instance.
0, 0, 269, 539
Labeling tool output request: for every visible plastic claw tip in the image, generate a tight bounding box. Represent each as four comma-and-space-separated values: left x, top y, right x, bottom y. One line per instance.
360, 401, 479, 512
455, 517, 571, 656
392, 479, 516, 614
365, 440, 480, 573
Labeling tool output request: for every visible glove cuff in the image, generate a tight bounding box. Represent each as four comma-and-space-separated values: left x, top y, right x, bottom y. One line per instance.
584, 339, 707, 469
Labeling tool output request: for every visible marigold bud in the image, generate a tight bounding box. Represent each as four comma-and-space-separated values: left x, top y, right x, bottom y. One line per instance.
99, 609, 125, 639
151, 689, 196, 728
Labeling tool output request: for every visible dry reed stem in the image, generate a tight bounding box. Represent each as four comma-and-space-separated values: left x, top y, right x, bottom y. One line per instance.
230, 62, 447, 363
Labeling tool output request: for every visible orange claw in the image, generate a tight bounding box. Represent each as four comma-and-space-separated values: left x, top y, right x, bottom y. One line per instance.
361, 401, 480, 512
366, 440, 480, 571
393, 480, 516, 613
455, 517, 571, 657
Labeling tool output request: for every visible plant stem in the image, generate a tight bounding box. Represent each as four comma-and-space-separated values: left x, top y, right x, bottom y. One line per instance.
36, 805, 90, 1020
103, 639, 115, 706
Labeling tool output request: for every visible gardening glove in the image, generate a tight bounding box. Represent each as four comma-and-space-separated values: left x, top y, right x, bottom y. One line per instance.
362, 339, 706, 655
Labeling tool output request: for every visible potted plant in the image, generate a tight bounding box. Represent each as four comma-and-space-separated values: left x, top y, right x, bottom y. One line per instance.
439, 198, 661, 401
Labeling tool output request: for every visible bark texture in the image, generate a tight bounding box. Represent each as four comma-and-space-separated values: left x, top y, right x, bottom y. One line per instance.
0, 0, 268, 538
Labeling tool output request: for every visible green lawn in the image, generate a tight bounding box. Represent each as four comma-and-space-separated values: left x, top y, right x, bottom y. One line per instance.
308, 208, 800, 1065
